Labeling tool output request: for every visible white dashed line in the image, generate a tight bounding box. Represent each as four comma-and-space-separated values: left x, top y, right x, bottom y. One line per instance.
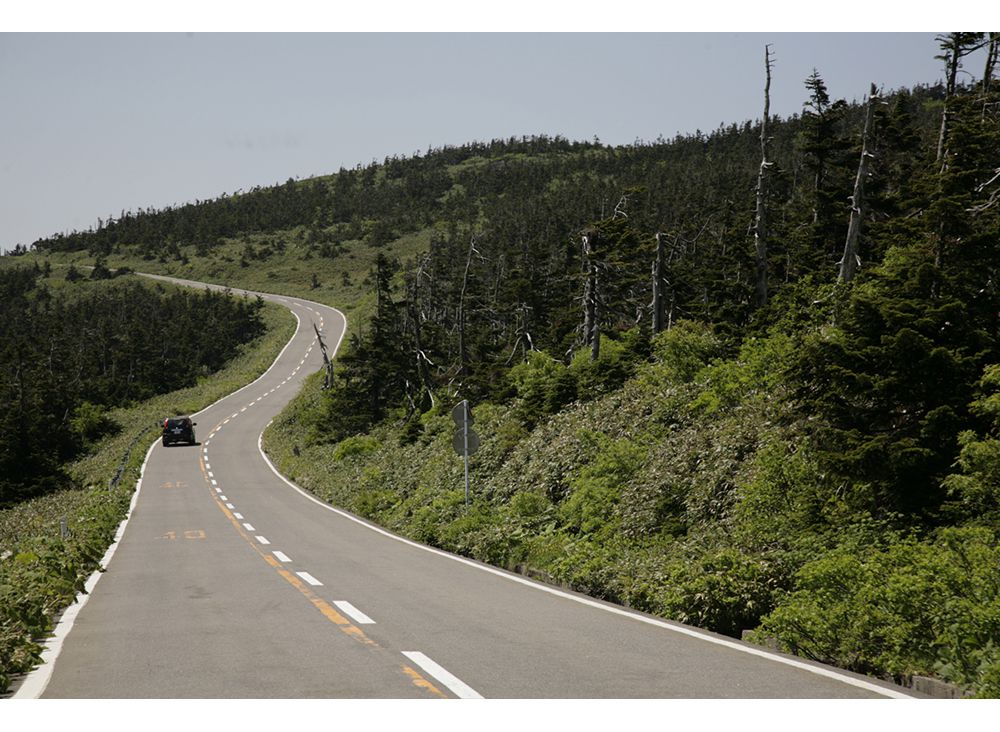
255, 536, 270, 545
219, 495, 227, 500
211, 479, 218, 486
215, 488, 222, 493
233, 513, 243, 520
242, 523, 255, 531
333, 601, 375, 625
272, 551, 292, 563
226, 503, 235, 509
401, 652, 482, 699
223, 419, 230, 425
207, 472, 214, 478
296, 572, 322, 586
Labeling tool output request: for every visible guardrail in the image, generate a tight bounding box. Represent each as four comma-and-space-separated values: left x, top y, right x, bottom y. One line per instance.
107, 426, 152, 491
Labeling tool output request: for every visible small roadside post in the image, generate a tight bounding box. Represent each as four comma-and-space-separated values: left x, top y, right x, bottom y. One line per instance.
451, 400, 479, 506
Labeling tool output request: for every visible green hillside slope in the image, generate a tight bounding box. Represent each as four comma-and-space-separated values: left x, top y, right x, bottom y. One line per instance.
6, 36, 1000, 694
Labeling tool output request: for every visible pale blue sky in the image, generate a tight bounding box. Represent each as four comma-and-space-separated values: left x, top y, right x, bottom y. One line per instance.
0, 32, 986, 251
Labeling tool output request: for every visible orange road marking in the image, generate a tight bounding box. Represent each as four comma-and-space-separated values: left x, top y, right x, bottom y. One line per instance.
402, 665, 448, 699
197, 394, 446, 697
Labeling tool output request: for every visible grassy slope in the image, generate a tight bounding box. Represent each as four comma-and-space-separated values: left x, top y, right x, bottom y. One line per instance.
0, 283, 295, 692
8, 236, 999, 697
38, 226, 433, 331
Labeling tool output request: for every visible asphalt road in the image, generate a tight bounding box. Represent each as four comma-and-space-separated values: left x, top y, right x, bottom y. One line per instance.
19, 276, 917, 699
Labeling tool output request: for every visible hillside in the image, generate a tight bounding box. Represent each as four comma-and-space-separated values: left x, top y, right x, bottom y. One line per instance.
6, 35, 1000, 695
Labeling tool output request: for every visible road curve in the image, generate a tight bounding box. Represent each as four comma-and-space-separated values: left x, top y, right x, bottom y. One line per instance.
16, 275, 917, 698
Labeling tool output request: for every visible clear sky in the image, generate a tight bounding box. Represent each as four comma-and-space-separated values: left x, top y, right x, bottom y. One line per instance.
0, 30, 992, 252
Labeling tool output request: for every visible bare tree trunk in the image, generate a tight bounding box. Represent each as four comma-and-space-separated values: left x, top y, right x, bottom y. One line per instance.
407, 262, 435, 406
984, 33, 999, 95
458, 235, 475, 377
983, 33, 999, 120
590, 266, 601, 362
839, 83, 879, 284
937, 33, 987, 168
937, 43, 961, 168
652, 231, 666, 333
582, 233, 600, 361
753, 45, 774, 307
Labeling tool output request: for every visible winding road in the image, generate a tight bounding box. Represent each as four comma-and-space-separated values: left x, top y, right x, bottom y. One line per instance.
14, 276, 917, 698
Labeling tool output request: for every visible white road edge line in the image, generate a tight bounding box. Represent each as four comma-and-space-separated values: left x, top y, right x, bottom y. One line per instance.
13, 277, 316, 699
12, 440, 158, 699
402, 652, 483, 699
255, 428, 913, 699
333, 601, 375, 625
296, 571, 322, 586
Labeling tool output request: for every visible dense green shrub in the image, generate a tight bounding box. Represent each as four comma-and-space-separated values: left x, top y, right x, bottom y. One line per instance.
507, 351, 577, 428
648, 321, 724, 386
333, 435, 380, 461
943, 364, 1000, 520
560, 432, 644, 539
0, 484, 131, 691
754, 526, 1000, 695
569, 328, 649, 400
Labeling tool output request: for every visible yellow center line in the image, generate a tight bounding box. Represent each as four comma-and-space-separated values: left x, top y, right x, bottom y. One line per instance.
197, 450, 448, 698
403, 666, 449, 699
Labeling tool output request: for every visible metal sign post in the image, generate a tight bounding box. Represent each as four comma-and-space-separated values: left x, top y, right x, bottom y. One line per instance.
451, 400, 479, 506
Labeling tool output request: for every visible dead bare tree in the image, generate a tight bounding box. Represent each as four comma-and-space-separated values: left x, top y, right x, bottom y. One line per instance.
582, 231, 601, 361
839, 83, 880, 284
406, 254, 436, 407
936, 33, 987, 169
983, 32, 999, 95
652, 231, 667, 333
753, 45, 775, 307
457, 234, 478, 378
969, 167, 1000, 213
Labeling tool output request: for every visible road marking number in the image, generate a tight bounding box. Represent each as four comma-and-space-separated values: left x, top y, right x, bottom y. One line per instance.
159, 530, 206, 540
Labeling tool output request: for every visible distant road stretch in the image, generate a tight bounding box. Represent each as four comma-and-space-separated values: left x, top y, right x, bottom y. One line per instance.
15, 274, 917, 698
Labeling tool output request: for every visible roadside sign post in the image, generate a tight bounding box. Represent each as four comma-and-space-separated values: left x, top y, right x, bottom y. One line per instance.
451, 400, 478, 506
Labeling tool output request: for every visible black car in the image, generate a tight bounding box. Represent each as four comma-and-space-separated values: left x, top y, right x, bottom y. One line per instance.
162, 417, 197, 446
